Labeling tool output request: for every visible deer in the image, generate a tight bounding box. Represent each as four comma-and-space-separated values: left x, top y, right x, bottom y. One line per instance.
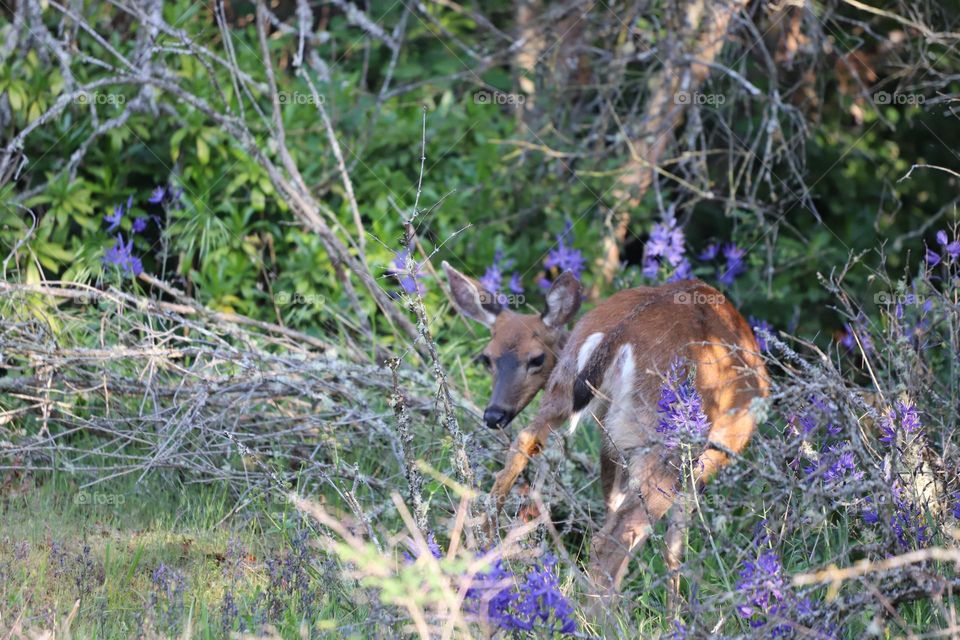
441, 261, 768, 602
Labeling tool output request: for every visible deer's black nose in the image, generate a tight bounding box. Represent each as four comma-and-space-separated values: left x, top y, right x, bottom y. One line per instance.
483, 406, 510, 429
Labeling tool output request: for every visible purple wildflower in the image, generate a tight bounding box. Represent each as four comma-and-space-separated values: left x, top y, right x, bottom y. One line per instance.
948, 242, 960, 261
718, 243, 746, 287
466, 553, 576, 636
104, 204, 124, 232
890, 484, 930, 550
509, 272, 524, 295
839, 319, 874, 355
391, 249, 424, 295
544, 221, 585, 280
656, 358, 710, 450
103, 235, 143, 276
644, 210, 690, 281
403, 533, 444, 563
879, 401, 922, 444
937, 230, 949, 246
749, 316, 774, 352
537, 276, 553, 292
803, 442, 862, 485
951, 495, 960, 520
132, 217, 148, 233
148, 186, 166, 204
667, 620, 690, 639
925, 248, 941, 267
698, 243, 719, 261
642, 257, 661, 279
150, 563, 187, 633
670, 257, 694, 282
735, 549, 789, 633
480, 250, 513, 294
480, 265, 502, 294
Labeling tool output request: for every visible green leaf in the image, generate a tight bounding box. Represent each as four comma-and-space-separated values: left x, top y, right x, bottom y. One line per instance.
196, 137, 210, 165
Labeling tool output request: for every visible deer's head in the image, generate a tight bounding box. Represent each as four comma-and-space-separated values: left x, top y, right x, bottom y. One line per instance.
442, 261, 581, 429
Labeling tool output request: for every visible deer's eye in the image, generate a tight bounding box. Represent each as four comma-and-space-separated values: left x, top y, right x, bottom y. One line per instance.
527, 354, 546, 369
477, 353, 492, 368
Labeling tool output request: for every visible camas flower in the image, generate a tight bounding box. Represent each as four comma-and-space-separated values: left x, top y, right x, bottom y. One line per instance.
508, 272, 524, 295
718, 243, 746, 287
879, 401, 922, 444
480, 250, 515, 294
104, 204, 124, 232
148, 186, 166, 204
644, 210, 692, 282
656, 358, 710, 450
402, 533, 443, 563
103, 234, 143, 276
465, 552, 576, 636
838, 315, 874, 355
935, 228, 960, 261
698, 243, 719, 261
803, 442, 862, 486
749, 316, 774, 352
132, 217, 148, 233
390, 248, 424, 295
890, 484, 930, 550
736, 549, 790, 633
734, 529, 831, 637
544, 221, 585, 280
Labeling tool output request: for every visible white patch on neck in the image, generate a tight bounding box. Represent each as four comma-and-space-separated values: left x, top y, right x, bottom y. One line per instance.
567, 410, 582, 436
577, 332, 605, 372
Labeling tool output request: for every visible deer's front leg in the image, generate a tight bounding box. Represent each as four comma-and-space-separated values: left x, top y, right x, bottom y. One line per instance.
490, 424, 549, 509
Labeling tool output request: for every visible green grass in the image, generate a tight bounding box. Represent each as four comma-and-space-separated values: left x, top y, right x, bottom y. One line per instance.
0, 472, 363, 638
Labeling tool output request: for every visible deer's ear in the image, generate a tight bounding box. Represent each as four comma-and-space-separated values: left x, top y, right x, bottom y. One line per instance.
542, 271, 581, 328
442, 261, 501, 327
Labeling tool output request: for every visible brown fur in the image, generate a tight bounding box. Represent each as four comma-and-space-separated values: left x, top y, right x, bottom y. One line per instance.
442, 264, 767, 598
487, 279, 767, 594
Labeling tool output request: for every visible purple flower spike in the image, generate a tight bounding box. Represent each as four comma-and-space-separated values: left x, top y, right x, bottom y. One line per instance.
104, 204, 124, 232
149, 186, 166, 204
698, 243, 719, 261
480, 250, 507, 293
718, 243, 747, 287
947, 241, 960, 261
103, 234, 143, 276
391, 249, 424, 295
656, 358, 710, 450
508, 272, 524, 295
749, 316, 773, 352
544, 221, 585, 280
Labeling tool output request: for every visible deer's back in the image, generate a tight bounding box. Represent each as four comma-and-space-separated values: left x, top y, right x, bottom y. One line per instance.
559, 280, 767, 456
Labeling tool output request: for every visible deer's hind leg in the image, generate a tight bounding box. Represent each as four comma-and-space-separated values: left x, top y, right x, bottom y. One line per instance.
664, 499, 688, 614
588, 448, 678, 592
